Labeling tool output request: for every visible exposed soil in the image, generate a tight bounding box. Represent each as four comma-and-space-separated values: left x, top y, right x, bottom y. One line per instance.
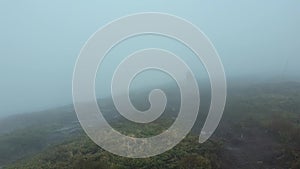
218, 120, 285, 169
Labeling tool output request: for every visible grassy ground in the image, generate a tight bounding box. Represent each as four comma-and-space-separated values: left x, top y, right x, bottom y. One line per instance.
1, 81, 300, 169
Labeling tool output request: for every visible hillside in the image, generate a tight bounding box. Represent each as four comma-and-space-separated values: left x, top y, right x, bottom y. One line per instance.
1, 81, 300, 169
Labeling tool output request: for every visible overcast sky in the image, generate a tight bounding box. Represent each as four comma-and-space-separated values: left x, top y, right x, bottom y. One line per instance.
0, 0, 299, 117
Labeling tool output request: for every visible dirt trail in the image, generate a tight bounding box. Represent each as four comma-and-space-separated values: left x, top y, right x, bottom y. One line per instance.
218, 121, 284, 169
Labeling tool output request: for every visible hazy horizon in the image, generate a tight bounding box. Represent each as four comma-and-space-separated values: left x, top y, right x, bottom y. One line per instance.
1, 0, 299, 117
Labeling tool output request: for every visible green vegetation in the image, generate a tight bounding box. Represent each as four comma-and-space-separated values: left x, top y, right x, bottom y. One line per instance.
5, 131, 222, 169
1, 82, 300, 169
0, 126, 56, 165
